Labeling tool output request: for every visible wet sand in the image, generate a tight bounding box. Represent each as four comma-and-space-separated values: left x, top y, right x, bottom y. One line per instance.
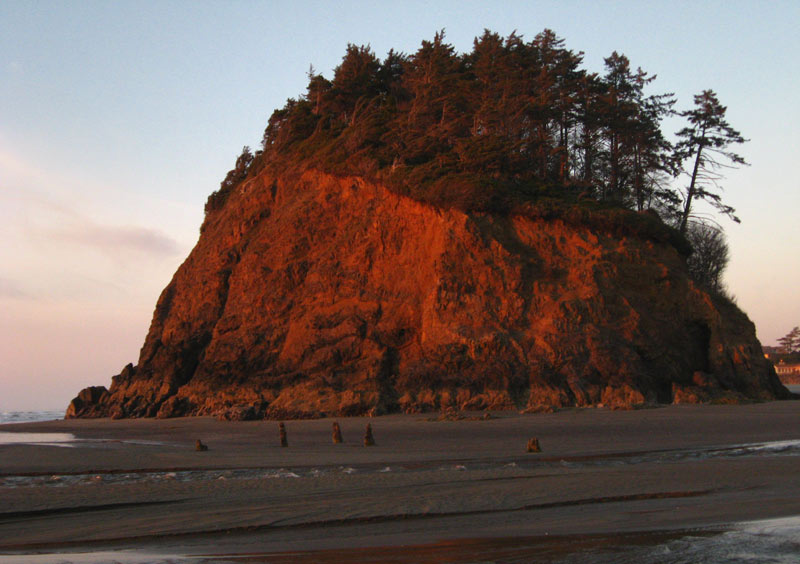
1, 401, 800, 562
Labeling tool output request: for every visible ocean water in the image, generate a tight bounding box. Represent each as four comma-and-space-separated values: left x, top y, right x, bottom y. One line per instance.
0, 410, 64, 424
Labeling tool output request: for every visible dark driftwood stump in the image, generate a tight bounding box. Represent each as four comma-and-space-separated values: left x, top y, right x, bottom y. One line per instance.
279, 422, 288, 447
195, 439, 208, 451
364, 423, 375, 446
526, 438, 541, 453
332, 421, 343, 444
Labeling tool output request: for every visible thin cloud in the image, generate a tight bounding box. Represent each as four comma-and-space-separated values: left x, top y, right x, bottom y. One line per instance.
0, 147, 49, 186
54, 223, 182, 256
0, 152, 183, 259
0, 277, 33, 300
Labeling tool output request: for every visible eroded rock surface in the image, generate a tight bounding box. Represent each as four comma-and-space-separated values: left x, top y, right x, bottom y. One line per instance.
68, 169, 789, 418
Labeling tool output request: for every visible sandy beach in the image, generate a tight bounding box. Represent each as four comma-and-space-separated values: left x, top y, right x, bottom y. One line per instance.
2, 400, 800, 562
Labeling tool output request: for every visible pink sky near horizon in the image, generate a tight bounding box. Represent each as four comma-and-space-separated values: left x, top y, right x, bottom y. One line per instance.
1, 1, 798, 411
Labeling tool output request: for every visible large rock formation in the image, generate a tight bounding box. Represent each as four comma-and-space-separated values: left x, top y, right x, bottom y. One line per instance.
68, 168, 789, 419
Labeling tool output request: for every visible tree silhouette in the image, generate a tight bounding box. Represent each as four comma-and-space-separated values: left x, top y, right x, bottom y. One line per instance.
596, 53, 674, 208
778, 327, 800, 354
675, 90, 748, 233
685, 222, 729, 292
200, 31, 749, 227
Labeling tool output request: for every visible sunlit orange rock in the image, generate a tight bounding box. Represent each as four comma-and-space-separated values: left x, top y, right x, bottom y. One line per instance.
66, 169, 790, 419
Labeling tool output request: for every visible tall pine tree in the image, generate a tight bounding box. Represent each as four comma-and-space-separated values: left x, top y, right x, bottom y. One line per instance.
675, 90, 748, 233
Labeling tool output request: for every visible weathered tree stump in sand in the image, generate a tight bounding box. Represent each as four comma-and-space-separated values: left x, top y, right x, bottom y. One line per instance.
332, 421, 343, 444
364, 423, 375, 446
279, 422, 288, 447
195, 439, 209, 451
526, 438, 541, 453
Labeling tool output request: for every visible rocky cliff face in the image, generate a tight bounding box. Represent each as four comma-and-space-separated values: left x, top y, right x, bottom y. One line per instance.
68, 168, 789, 419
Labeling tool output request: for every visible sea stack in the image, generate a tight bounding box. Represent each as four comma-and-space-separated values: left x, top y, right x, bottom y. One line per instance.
66, 167, 788, 419
67, 32, 789, 420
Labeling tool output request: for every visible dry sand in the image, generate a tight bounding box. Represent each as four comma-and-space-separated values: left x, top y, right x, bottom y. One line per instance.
1, 401, 800, 562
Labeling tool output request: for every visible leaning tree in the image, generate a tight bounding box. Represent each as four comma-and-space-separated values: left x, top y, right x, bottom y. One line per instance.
674, 90, 748, 234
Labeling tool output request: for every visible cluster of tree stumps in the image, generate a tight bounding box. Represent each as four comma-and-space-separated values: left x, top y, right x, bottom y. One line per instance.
193, 422, 543, 453
193, 421, 377, 451
276, 421, 377, 447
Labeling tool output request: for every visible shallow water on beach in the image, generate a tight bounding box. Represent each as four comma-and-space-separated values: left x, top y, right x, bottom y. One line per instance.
557, 517, 800, 564
3, 438, 800, 488
2, 516, 799, 563
0, 432, 76, 447
0, 550, 190, 563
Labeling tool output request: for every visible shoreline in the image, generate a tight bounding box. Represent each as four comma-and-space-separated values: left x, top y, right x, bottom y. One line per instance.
2, 401, 800, 562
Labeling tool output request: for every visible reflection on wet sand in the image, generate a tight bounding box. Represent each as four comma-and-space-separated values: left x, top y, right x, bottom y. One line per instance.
0, 432, 75, 447
4, 517, 800, 564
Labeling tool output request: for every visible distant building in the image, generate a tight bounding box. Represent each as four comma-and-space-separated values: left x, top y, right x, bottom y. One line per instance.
772, 359, 800, 384
774, 360, 800, 376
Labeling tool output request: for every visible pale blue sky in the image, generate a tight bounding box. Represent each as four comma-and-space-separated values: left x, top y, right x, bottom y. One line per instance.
1, 1, 798, 410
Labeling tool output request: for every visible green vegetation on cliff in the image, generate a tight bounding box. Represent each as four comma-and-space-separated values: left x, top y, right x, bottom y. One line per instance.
206, 30, 745, 259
